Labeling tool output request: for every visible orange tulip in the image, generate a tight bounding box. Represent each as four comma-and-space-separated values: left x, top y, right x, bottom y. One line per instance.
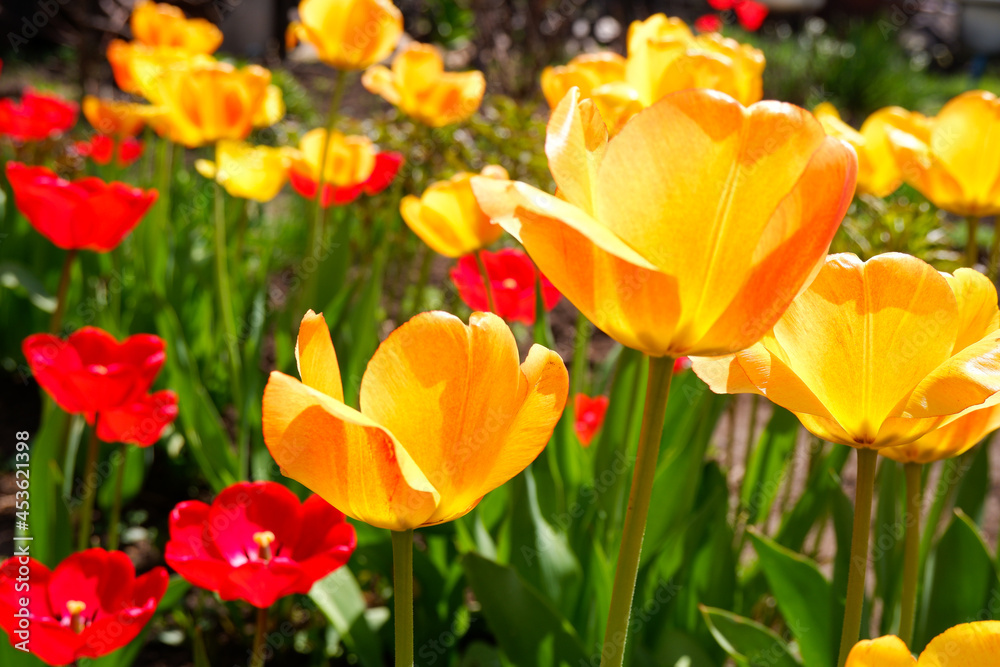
82, 96, 146, 137
693, 258, 1000, 450
289, 128, 377, 190
287, 0, 403, 71
540, 53, 642, 134
129, 0, 223, 54
262, 310, 568, 530
846, 621, 1000, 666
888, 90, 1000, 217
472, 88, 857, 358
106, 40, 194, 96
362, 43, 485, 127
400, 165, 508, 257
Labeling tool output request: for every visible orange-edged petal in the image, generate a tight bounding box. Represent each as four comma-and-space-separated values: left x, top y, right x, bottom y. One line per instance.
919, 621, 1000, 666
845, 636, 916, 667
944, 267, 1000, 354
545, 88, 609, 214
295, 310, 344, 402
881, 403, 1000, 464
540, 52, 627, 109
262, 371, 439, 531
901, 328, 1000, 420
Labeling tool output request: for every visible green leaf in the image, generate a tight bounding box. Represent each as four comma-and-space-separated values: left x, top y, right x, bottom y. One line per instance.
97, 444, 146, 510
750, 531, 835, 667
309, 568, 384, 667
0, 261, 55, 312
740, 407, 799, 525
701, 606, 802, 667
461, 552, 589, 667
954, 442, 990, 523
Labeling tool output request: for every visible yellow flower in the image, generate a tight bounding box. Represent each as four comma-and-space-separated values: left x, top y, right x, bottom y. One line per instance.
287, 0, 402, 70
693, 257, 1000, 449
846, 621, 1000, 666
540, 53, 642, 134
400, 165, 508, 257
195, 141, 299, 202
472, 88, 856, 358
290, 128, 377, 187
130, 0, 222, 54
82, 96, 146, 137
106, 40, 195, 96
889, 90, 1000, 216
262, 310, 568, 530
362, 43, 485, 127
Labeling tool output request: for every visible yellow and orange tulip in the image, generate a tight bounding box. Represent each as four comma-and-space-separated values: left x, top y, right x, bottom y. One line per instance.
262, 310, 568, 531
129, 0, 223, 54
888, 90, 1000, 216
82, 96, 146, 137
362, 43, 486, 127
540, 53, 642, 134
693, 257, 1000, 449
400, 165, 508, 257
290, 128, 377, 189
846, 621, 1000, 666
287, 0, 403, 71
106, 40, 195, 96
472, 88, 857, 358
195, 141, 299, 202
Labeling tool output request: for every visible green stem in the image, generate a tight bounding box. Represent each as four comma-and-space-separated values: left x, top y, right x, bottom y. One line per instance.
474, 250, 496, 314
49, 249, 77, 334
392, 529, 415, 667
966, 215, 980, 267
570, 310, 592, 397
837, 447, 879, 667
898, 462, 922, 646
214, 182, 245, 476
600, 356, 675, 667
105, 442, 127, 550
409, 246, 434, 315
77, 417, 101, 551
249, 604, 269, 667
990, 219, 1000, 280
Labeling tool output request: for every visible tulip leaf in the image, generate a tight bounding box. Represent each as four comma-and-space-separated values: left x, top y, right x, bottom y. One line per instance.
954, 441, 990, 523
0, 261, 56, 313
97, 442, 147, 510
749, 531, 835, 667
701, 606, 802, 667
740, 406, 799, 525
461, 552, 589, 667
26, 403, 72, 568
309, 567, 384, 667
775, 444, 851, 552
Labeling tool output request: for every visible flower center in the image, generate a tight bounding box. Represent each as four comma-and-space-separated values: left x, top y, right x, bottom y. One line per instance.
501, 278, 518, 290
90, 364, 109, 375
253, 530, 275, 562
66, 600, 86, 634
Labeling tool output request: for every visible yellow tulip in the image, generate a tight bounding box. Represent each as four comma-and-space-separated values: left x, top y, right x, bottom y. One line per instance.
814, 102, 927, 198
540, 53, 642, 133
262, 310, 568, 530
195, 141, 299, 202
82, 96, 146, 137
472, 88, 857, 358
362, 43, 485, 127
139, 59, 279, 148
129, 0, 223, 54
290, 128, 377, 187
846, 621, 1000, 666
693, 257, 1000, 449
889, 90, 1000, 216
106, 40, 195, 96
287, 0, 403, 70
400, 165, 508, 257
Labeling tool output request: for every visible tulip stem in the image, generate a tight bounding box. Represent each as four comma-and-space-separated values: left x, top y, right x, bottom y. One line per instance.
600, 355, 675, 667
250, 604, 269, 667
966, 215, 980, 267
106, 442, 127, 551
49, 249, 77, 334
989, 219, 1000, 281
77, 417, 100, 551
837, 447, 879, 667
570, 311, 592, 397
474, 250, 496, 314
214, 181, 245, 476
392, 529, 415, 667
898, 462, 922, 646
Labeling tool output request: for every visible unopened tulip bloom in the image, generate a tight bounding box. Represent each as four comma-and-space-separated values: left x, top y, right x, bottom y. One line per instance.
76, 135, 145, 167
0, 550, 167, 666
362, 43, 486, 127
7, 162, 157, 252
449, 248, 561, 325
400, 165, 508, 257
290, 146, 402, 207
82, 96, 146, 137
0, 90, 78, 141
166, 481, 356, 608
287, 0, 403, 71
196, 141, 299, 202
263, 309, 568, 531
129, 0, 223, 53
574, 394, 609, 446
846, 621, 1000, 666
288, 128, 390, 206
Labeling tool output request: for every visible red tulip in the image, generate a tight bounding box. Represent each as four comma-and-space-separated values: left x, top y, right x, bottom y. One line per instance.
289, 150, 403, 208
6, 162, 157, 252
0, 90, 78, 141
165, 481, 357, 608
673, 357, 691, 374
449, 248, 561, 325
574, 394, 610, 446
88, 390, 179, 447
75, 135, 145, 167
707, 0, 735, 8
735, 0, 768, 31
23, 328, 166, 416
0, 549, 168, 666
695, 14, 723, 32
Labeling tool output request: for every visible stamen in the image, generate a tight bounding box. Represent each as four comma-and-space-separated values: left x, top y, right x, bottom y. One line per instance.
501, 278, 518, 290
253, 530, 276, 561
66, 600, 86, 634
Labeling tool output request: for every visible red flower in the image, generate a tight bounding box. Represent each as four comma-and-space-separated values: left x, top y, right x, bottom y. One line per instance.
695, 14, 724, 32
75, 135, 145, 167
290, 151, 403, 208
23, 328, 166, 416
0, 549, 168, 666
88, 390, 179, 447
449, 248, 561, 325
735, 0, 768, 31
6, 162, 157, 252
165, 481, 357, 608
673, 357, 691, 374
574, 394, 609, 446
707, 0, 735, 9
0, 90, 78, 142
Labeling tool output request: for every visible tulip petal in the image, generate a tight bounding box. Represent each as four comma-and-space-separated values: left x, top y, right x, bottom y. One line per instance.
881, 403, 1000, 464
295, 310, 344, 401
919, 621, 1000, 666
944, 267, 1000, 353
545, 88, 609, 214
901, 329, 1000, 420
844, 636, 915, 666
932, 91, 1000, 212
